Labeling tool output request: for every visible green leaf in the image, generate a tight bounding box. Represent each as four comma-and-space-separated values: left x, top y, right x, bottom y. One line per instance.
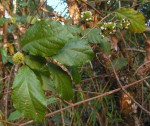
48, 63, 73, 100
0, 18, 10, 26
65, 25, 82, 36
53, 39, 93, 66
108, 58, 128, 70
115, 8, 146, 33
69, 66, 81, 84
27, 16, 38, 24
100, 38, 111, 54
24, 55, 46, 71
12, 66, 47, 121
81, 28, 104, 44
20, 20, 74, 57
8, 111, 24, 121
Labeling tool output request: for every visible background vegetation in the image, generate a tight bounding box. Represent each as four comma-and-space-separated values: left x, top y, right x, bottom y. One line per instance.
0, 0, 150, 125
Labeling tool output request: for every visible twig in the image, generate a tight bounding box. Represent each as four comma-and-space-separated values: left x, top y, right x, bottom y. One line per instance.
19, 76, 150, 126
134, 61, 150, 75
60, 100, 65, 126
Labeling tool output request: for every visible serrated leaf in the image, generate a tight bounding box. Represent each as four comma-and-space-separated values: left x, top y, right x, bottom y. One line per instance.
12, 66, 47, 121
8, 110, 24, 121
48, 63, 73, 100
115, 8, 146, 33
20, 20, 74, 57
24, 55, 46, 71
108, 58, 127, 70
52, 39, 93, 66
81, 28, 104, 44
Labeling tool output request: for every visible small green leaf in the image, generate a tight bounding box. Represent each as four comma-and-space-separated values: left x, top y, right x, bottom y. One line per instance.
48, 63, 73, 100
24, 55, 46, 71
108, 58, 128, 70
21, 19, 74, 57
8, 111, 24, 121
27, 16, 38, 24
53, 39, 93, 66
12, 66, 47, 121
100, 38, 111, 54
115, 8, 146, 33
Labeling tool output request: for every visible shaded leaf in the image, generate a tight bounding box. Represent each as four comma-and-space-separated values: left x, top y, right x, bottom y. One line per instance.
24, 55, 46, 71
20, 20, 74, 57
115, 8, 146, 33
53, 39, 93, 66
12, 66, 47, 121
48, 63, 73, 100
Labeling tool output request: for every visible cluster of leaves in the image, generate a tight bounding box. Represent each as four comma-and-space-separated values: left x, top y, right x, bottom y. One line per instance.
0, 0, 150, 125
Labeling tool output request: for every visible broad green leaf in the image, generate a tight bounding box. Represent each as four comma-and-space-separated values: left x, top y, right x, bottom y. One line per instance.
12, 66, 47, 121
48, 63, 73, 100
8, 110, 24, 121
53, 39, 93, 66
115, 8, 146, 33
20, 20, 74, 57
81, 28, 104, 44
108, 58, 128, 70
100, 38, 111, 54
24, 55, 46, 71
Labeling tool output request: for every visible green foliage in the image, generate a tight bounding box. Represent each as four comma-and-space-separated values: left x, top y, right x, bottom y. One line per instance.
53, 39, 93, 66
20, 20, 74, 56
12, 66, 47, 121
81, 28, 111, 54
24, 55, 46, 71
115, 8, 146, 33
48, 63, 73, 100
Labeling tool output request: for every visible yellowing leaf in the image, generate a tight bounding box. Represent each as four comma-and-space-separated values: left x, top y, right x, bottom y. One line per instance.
115, 8, 146, 33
